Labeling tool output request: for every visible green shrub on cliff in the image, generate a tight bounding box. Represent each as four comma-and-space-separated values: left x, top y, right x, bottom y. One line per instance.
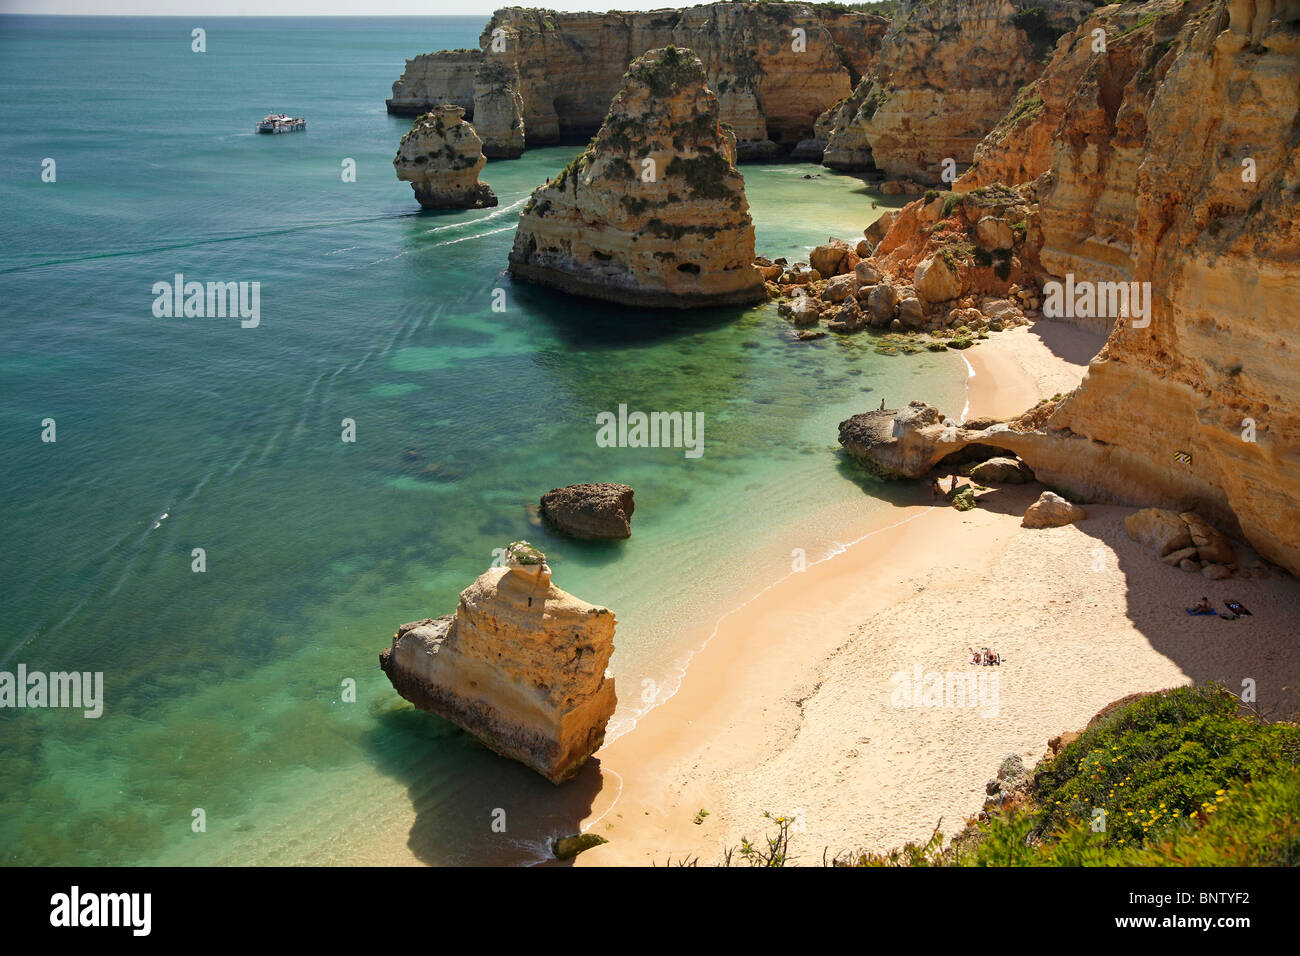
845, 684, 1300, 866
627, 45, 706, 99
666, 152, 734, 200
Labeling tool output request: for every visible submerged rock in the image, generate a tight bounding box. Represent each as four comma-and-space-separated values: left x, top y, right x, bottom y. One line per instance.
540, 483, 635, 540
552, 833, 608, 860
393, 105, 498, 210
508, 46, 765, 309
379, 542, 616, 784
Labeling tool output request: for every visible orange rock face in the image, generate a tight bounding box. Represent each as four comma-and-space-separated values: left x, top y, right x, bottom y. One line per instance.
822, 0, 1091, 181
508, 47, 765, 309
386, 3, 886, 159
849, 0, 1300, 574
379, 543, 616, 785
393, 105, 497, 210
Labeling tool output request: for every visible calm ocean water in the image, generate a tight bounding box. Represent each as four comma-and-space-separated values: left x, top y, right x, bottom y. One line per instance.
0, 15, 966, 865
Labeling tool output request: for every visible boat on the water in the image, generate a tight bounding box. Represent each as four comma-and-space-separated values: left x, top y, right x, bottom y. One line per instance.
256, 113, 306, 134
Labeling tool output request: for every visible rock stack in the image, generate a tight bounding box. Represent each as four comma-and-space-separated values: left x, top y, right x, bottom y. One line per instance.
540, 483, 635, 540
508, 46, 765, 309
393, 104, 498, 210
379, 541, 616, 784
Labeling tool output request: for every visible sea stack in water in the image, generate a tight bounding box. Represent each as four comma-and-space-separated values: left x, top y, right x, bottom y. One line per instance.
379, 541, 616, 784
508, 46, 765, 308
393, 104, 498, 210
541, 483, 635, 540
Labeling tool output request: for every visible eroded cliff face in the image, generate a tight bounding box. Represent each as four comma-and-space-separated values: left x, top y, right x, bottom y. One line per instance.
387, 48, 480, 115
379, 542, 616, 785
1045, 0, 1300, 575
393, 105, 497, 209
508, 47, 765, 309
845, 0, 1300, 577
387, 3, 886, 159
822, 0, 1091, 181
956, 0, 1200, 193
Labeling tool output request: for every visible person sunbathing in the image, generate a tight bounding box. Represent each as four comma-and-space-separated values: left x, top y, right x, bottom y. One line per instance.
1196, 597, 1213, 613
970, 647, 982, 665
1224, 599, 1252, 617
987, 649, 1001, 666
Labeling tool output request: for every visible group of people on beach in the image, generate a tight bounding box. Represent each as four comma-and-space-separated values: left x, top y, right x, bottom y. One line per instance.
969, 646, 1001, 666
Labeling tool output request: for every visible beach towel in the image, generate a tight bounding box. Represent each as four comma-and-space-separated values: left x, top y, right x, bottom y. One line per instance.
1185, 607, 1217, 616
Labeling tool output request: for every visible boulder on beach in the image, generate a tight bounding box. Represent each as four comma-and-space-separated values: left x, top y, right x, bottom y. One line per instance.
379, 541, 617, 784
969, 456, 1033, 484
553, 833, 608, 860
540, 482, 635, 540
1180, 511, 1235, 565
948, 485, 976, 511
1124, 508, 1194, 557
1022, 491, 1086, 529
810, 238, 859, 277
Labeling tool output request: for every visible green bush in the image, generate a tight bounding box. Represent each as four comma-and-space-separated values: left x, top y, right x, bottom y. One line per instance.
826, 684, 1300, 866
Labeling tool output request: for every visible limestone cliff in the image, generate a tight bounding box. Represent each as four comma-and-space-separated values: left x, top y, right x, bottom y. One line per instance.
379, 542, 616, 784
393, 105, 498, 210
843, 0, 1300, 578
387, 48, 480, 115
821, 0, 1091, 181
1039, 0, 1300, 575
508, 46, 765, 309
387, 3, 886, 159
956, 0, 1203, 193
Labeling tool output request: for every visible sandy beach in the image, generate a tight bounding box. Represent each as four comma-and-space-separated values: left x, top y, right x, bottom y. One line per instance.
570, 320, 1300, 866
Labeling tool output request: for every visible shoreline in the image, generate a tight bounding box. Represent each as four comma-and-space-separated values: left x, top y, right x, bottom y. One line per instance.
567, 318, 1298, 865
353, 318, 1110, 866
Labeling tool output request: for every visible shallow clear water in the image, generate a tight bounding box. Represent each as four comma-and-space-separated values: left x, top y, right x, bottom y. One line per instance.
0, 15, 966, 865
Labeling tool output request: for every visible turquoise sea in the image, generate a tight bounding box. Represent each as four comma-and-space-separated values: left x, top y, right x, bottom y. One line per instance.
0, 15, 967, 865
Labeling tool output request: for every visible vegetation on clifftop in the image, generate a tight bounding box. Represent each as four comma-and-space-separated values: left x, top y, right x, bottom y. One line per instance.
684, 684, 1300, 866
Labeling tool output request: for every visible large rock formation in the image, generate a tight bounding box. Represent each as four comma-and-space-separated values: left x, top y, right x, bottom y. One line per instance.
508, 46, 765, 309
541, 483, 635, 540
821, 0, 1091, 180
386, 3, 887, 159
387, 48, 480, 115
379, 542, 616, 784
840, 0, 1300, 578
393, 105, 498, 209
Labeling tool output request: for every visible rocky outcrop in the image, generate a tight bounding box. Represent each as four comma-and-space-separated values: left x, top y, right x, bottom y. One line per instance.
770, 186, 1043, 339
1126, 508, 1238, 574
472, 60, 526, 158
393, 105, 498, 209
379, 542, 616, 784
540, 483, 635, 539
821, 0, 1091, 180
1022, 491, 1086, 528
387, 49, 480, 115
508, 46, 765, 308
1025, 0, 1300, 575
841, 0, 1300, 576
956, 0, 1202, 192
387, 3, 888, 159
